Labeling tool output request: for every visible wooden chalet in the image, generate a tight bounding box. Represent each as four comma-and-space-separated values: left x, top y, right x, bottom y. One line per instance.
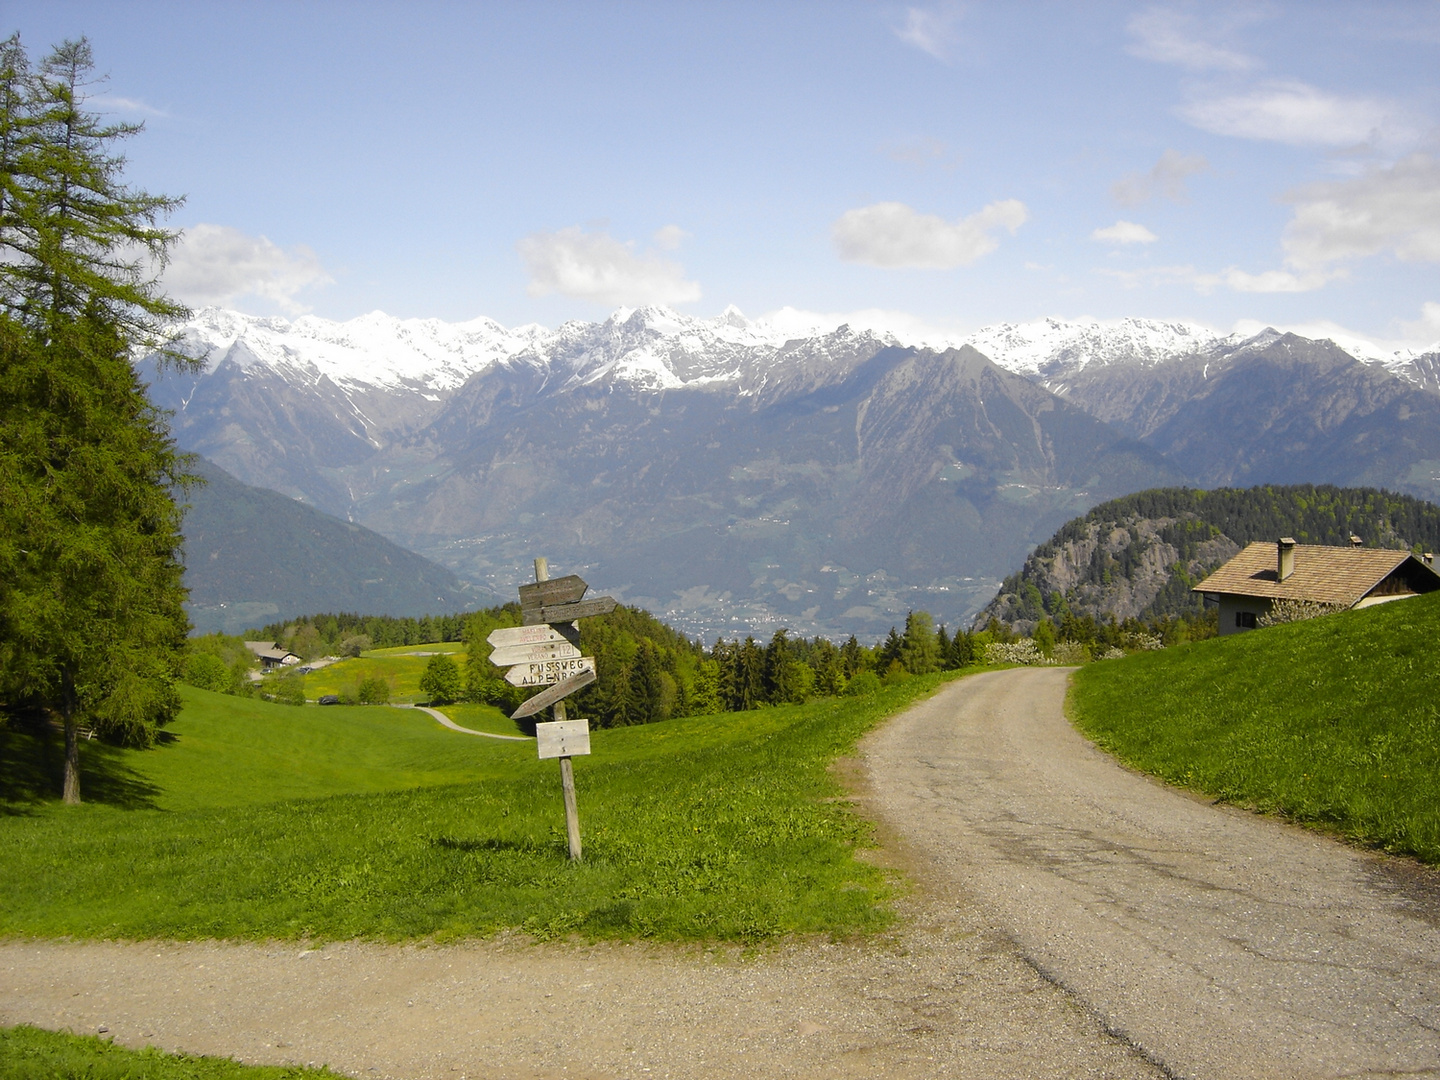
244, 641, 301, 670
1194, 538, 1440, 635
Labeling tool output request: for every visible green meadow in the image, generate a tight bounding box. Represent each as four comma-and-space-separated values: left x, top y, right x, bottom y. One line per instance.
0, 675, 957, 943
1069, 591, 1440, 862
0, 1025, 337, 1080
300, 646, 466, 704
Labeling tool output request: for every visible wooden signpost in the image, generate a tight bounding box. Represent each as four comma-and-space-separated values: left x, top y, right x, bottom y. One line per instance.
494, 557, 618, 861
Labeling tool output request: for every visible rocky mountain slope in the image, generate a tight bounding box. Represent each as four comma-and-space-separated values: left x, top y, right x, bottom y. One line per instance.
977, 485, 1440, 633
142, 307, 1440, 639
181, 458, 492, 635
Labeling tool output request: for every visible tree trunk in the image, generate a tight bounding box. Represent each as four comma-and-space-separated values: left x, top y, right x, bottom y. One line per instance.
60, 673, 81, 805
62, 715, 80, 804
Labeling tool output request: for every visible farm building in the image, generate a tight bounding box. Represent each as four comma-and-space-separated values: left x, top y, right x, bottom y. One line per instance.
1194, 538, 1440, 635
244, 641, 301, 670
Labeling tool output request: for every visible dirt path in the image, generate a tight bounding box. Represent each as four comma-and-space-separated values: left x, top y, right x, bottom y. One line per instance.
4, 669, 1437, 1078
401, 704, 530, 741
859, 667, 1440, 1079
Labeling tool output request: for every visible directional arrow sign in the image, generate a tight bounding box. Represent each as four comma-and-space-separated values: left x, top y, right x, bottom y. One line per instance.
523, 596, 617, 626
504, 656, 596, 687
518, 575, 587, 621
512, 668, 597, 719
487, 624, 579, 649
489, 640, 584, 668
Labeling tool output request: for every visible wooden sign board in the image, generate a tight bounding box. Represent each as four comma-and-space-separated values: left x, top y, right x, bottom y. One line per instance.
512, 668, 596, 719
536, 719, 591, 760
528, 596, 617, 625
518, 575, 587, 621
504, 656, 596, 687
488, 640, 583, 668
487, 624, 578, 649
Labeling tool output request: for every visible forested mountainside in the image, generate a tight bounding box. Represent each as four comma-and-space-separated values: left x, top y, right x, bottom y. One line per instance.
181, 459, 493, 634
977, 486, 1440, 633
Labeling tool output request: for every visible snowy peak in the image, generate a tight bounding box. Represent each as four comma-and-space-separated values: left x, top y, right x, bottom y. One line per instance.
163, 307, 1438, 400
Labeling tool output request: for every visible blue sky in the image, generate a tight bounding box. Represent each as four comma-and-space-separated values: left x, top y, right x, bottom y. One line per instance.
5, 1, 1439, 347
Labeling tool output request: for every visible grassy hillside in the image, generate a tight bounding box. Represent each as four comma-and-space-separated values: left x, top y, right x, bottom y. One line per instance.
982, 484, 1440, 632
0, 676, 957, 942
1069, 591, 1440, 862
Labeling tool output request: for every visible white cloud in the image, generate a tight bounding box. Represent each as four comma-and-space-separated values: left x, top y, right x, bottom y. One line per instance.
894, 4, 963, 60
1282, 154, 1440, 269
518, 226, 702, 306
1215, 267, 1337, 293
162, 224, 332, 314
1400, 301, 1440, 347
1112, 149, 1209, 206
652, 224, 688, 251
1125, 7, 1257, 71
1179, 80, 1404, 147
832, 199, 1027, 269
1092, 220, 1159, 245
90, 95, 168, 117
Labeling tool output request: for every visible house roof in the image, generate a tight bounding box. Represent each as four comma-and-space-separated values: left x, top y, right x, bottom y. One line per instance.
1193, 542, 1432, 606
244, 640, 296, 663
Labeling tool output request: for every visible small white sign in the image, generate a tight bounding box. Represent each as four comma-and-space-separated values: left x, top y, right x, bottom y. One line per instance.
504, 656, 596, 687
489, 640, 584, 667
536, 718, 591, 759
487, 625, 572, 649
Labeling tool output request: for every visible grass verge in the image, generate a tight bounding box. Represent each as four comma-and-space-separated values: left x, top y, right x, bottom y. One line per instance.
0, 675, 956, 942
1069, 591, 1440, 862
0, 1025, 337, 1079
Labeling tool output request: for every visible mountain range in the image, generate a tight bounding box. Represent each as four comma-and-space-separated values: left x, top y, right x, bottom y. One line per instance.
181, 458, 492, 635
143, 306, 1440, 640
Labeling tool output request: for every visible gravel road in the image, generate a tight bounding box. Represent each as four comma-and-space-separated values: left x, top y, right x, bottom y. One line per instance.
4, 668, 1438, 1078
861, 667, 1440, 1079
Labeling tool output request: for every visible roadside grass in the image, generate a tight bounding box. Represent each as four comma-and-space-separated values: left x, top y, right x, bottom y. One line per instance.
0, 675, 957, 943
1069, 591, 1440, 863
0, 1024, 338, 1079
431, 702, 531, 737
301, 651, 466, 704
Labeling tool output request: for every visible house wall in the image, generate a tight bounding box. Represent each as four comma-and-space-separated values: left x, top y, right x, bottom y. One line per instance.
1218, 595, 1271, 635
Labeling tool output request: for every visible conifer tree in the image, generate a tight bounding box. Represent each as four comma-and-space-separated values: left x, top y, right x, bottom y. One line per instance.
0, 36, 193, 803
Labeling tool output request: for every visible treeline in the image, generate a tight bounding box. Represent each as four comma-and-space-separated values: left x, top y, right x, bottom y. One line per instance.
249, 611, 469, 656
223, 602, 1196, 732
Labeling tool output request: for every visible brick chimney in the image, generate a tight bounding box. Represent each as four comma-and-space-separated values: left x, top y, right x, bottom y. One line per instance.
1278, 537, 1296, 581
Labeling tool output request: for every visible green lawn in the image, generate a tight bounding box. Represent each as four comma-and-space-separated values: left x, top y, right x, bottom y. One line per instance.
431, 702, 531, 737
1069, 591, 1440, 862
300, 649, 467, 704
0, 1025, 337, 1079
0, 675, 957, 943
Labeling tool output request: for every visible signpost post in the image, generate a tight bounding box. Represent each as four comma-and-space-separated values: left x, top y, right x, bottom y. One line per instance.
494, 557, 617, 862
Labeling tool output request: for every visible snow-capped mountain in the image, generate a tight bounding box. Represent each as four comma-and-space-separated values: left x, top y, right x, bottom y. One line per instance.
168, 304, 1440, 400
146, 305, 1440, 640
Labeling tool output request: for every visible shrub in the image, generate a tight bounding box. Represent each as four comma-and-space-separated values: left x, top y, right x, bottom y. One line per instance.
357, 676, 390, 705
1256, 599, 1348, 627
418, 654, 463, 705
338, 634, 372, 657
844, 670, 882, 696
984, 640, 1043, 666
182, 652, 231, 692
261, 672, 306, 706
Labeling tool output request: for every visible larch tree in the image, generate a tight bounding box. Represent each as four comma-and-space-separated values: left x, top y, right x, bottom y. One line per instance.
0, 35, 195, 803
